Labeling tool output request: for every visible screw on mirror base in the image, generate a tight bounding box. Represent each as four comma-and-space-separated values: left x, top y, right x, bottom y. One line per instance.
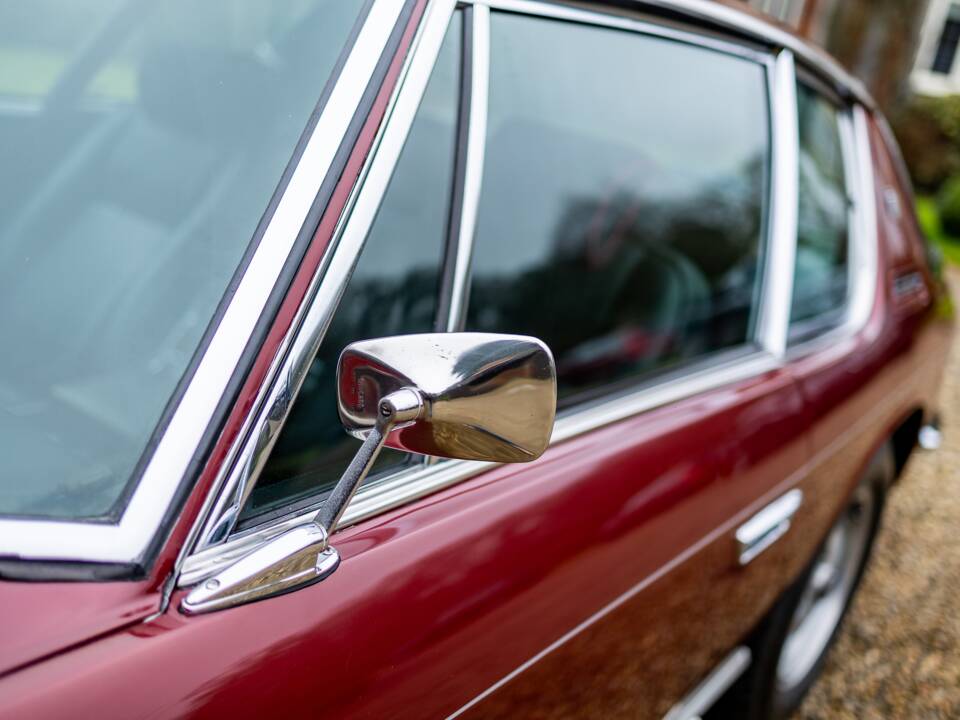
181, 524, 339, 615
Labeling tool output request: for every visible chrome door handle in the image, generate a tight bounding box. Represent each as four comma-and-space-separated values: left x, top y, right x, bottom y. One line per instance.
735, 489, 803, 566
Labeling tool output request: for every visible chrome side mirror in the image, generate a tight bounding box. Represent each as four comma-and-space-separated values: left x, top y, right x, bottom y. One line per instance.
183, 333, 556, 614
338, 333, 556, 462
317, 333, 555, 535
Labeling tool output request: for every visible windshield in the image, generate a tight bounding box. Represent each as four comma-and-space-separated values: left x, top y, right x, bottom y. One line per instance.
0, 0, 367, 520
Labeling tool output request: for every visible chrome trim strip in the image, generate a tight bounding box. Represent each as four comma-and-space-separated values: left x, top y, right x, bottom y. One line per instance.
476, 0, 771, 63
784, 104, 878, 359
552, 353, 779, 443
848, 104, 879, 333
735, 488, 803, 565
0, 1, 406, 564
444, 4, 489, 330
756, 50, 798, 359
662, 646, 753, 720
190, 0, 459, 553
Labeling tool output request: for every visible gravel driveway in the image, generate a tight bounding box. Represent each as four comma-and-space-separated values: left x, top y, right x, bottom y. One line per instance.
796, 269, 960, 719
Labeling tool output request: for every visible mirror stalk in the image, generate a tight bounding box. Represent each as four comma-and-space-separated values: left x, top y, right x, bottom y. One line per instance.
313, 389, 422, 534
182, 390, 423, 616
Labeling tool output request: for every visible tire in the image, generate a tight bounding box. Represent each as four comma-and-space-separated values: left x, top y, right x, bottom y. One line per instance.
707, 445, 893, 720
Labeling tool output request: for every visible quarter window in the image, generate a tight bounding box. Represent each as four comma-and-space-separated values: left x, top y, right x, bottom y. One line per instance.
465, 14, 771, 406
240, 13, 463, 526
790, 81, 851, 332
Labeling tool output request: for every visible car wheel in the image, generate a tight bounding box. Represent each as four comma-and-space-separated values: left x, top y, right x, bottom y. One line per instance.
708, 445, 892, 720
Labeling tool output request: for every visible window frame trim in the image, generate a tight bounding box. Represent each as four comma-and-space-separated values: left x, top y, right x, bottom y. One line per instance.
755, 48, 799, 358
786, 76, 877, 354
186, 0, 463, 553
179, 0, 880, 587
436, 4, 490, 333
447, 1, 783, 348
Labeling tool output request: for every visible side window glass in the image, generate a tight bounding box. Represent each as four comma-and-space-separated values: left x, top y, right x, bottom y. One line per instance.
790, 81, 851, 330
465, 14, 771, 406
0, 0, 369, 520
239, 13, 463, 526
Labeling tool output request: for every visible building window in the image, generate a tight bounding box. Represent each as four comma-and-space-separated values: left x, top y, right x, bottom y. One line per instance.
932, 5, 960, 74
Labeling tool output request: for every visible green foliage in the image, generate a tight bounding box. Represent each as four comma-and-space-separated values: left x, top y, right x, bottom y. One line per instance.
938, 177, 960, 237
923, 94, 960, 142
917, 196, 960, 266
893, 96, 960, 193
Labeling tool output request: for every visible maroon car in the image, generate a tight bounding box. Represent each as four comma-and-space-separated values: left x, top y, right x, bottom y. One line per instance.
0, 1, 952, 719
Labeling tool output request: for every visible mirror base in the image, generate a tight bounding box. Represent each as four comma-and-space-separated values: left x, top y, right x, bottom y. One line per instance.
181, 524, 339, 614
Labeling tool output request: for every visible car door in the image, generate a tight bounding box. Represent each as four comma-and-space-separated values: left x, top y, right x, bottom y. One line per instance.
0, 3, 853, 720
164, 4, 819, 719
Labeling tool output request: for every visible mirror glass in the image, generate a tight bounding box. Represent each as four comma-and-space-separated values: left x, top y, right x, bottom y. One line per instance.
337, 333, 557, 463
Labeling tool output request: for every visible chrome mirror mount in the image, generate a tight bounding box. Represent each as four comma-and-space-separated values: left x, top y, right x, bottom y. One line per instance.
182, 333, 556, 614
182, 389, 422, 615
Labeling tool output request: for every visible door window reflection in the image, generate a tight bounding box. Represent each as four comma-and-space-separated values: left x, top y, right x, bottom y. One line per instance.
466, 14, 771, 405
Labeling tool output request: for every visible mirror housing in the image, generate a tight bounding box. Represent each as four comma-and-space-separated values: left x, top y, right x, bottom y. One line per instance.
338, 333, 556, 463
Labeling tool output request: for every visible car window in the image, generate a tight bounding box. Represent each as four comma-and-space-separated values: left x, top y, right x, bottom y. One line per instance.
464, 14, 771, 406
790, 81, 851, 331
0, 0, 367, 520
0, 1, 124, 105
239, 13, 464, 527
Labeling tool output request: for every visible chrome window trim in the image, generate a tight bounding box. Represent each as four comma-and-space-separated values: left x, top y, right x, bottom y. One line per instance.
452, 0, 783, 348
471, 0, 873, 111
443, 4, 490, 331
181, 0, 882, 585
662, 646, 753, 720
847, 105, 879, 334
0, 1, 407, 565
193, 0, 456, 549
188, 0, 461, 554
756, 49, 798, 359
786, 82, 857, 344
785, 101, 878, 359
474, 0, 772, 63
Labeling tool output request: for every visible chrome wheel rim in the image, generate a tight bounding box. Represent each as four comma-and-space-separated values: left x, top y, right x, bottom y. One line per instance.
775, 482, 875, 693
